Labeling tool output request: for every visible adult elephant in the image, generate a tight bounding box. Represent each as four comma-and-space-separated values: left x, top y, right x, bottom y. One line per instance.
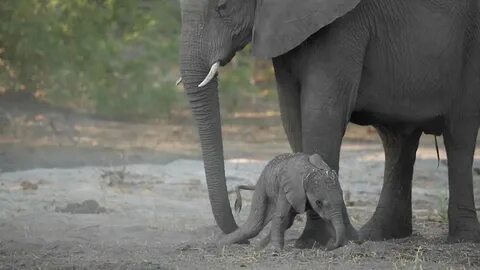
179, 0, 480, 247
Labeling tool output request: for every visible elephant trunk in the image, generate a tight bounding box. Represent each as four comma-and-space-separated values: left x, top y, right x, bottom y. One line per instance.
180, 13, 237, 234
217, 181, 269, 248
329, 212, 347, 250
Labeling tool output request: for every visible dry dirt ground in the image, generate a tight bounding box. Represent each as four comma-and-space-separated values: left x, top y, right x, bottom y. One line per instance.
0, 100, 479, 269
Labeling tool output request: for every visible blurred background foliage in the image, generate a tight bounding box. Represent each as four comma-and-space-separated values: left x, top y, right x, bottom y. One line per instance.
0, 0, 277, 120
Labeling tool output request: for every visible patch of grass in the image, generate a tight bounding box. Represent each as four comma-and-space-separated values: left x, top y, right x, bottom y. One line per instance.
435, 192, 449, 223
393, 246, 425, 270
0, 0, 183, 120
347, 250, 376, 264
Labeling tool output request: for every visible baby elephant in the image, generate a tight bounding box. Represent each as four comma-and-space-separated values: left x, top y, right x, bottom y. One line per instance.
217, 153, 357, 251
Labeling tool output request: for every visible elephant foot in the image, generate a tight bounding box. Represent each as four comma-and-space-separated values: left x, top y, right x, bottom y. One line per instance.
360, 208, 412, 241
448, 217, 480, 243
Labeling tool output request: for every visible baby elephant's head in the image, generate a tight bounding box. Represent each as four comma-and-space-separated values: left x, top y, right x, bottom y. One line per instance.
283, 154, 357, 250
285, 154, 353, 250
304, 154, 351, 250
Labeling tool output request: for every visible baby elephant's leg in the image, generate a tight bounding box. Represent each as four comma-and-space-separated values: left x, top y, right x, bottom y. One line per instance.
270, 193, 296, 251
258, 232, 271, 249
263, 214, 296, 250
258, 209, 275, 249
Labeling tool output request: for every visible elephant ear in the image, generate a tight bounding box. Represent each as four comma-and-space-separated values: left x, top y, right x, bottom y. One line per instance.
281, 160, 306, 213
252, 0, 361, 59
308, 154, 330, 170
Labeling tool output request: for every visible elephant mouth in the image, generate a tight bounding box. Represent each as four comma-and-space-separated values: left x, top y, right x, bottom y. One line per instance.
218, 52, 236, 66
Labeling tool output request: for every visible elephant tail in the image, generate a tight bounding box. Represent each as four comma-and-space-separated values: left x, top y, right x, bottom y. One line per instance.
234, 185, 256, 213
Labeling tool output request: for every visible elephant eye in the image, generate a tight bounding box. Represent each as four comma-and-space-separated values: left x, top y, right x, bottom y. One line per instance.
215, 0, 227, 15
315, 200, 323, 208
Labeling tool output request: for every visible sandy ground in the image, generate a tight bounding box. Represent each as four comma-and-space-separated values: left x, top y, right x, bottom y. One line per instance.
0, 101, 479, 269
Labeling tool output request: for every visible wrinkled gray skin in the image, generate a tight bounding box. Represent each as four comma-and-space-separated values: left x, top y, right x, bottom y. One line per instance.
217, 153, 358, 252
179, 0, 480, 247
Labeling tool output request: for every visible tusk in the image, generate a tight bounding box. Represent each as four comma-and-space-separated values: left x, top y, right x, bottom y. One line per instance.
198, 62, 220, 87
175, 77, 183, 86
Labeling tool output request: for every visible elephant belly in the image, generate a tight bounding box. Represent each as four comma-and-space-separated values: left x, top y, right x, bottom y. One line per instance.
353, 0, 469, 127
353, 65, 454, 127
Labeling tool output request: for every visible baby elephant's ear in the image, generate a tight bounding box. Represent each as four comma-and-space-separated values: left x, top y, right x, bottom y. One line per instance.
309, 154, 329, 170
281, 166, 306, 213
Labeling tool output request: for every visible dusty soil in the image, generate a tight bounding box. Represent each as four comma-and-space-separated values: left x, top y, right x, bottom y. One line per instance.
0, 100, 479, 269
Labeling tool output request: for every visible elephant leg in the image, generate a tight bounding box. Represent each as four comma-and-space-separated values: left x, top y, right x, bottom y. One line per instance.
294, 72, 356, 249
274, 18, 367, 248
273, 58, 302, 153
360, 125, 422, 241
258, 231, 271, 249
270, 193, 296, 251
257, 206, 277, 249
260, 212, 296, 250
443, 117, 480, 242
274, 55, 336, 249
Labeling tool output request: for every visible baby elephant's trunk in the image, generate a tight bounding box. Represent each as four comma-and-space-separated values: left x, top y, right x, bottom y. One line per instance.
328, 214, 347, 250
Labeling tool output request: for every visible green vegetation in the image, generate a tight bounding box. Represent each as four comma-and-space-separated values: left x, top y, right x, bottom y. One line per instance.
0, 0, 276, 120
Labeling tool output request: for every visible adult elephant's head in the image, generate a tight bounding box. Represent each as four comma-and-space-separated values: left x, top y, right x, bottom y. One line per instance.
179, 0, 361, 233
